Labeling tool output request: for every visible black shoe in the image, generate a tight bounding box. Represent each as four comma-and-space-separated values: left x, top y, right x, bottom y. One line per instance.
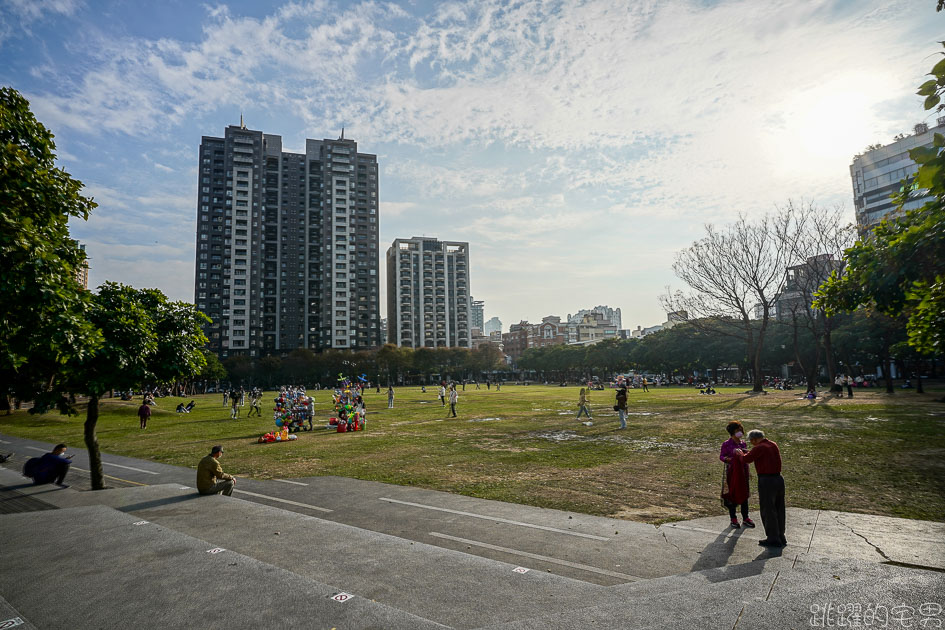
742, 518, 756, 528
758, 539, 777, 547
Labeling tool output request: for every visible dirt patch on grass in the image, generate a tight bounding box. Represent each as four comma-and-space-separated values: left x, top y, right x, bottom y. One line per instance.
613, 505, 696, 522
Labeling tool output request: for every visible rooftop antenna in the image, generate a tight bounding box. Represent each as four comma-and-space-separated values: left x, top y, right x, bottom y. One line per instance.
340, 126, 345, 140
240, 111, 246, 130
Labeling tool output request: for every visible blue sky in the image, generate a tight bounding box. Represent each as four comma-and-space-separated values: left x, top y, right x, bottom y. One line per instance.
1, 0, 941, 331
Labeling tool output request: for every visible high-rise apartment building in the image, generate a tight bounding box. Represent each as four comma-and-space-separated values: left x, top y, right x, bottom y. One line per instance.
470, 298, 484, 332
568, 305, 622, 330
194, 124, 380, 358
483, 316, 502, 336
75, 242, 89, 290
850, 118, 945, 231
386, 237, 471, 348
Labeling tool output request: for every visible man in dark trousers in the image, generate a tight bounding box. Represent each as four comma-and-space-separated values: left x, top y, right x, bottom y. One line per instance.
32, 444, 73, 487
197, 445, 235, 496
739, 429, 785, 547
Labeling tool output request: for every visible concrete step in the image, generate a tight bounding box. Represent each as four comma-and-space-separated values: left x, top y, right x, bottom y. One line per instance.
0, 504, 447, 630
479, 554, 945, 629
27, 482, 609, 629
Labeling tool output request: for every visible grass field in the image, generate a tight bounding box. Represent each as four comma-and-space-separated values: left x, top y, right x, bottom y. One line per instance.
2, 384, 943, 523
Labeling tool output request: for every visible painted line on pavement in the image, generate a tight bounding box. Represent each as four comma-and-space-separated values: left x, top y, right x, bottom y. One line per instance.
380, 497, 610, 541
430, 532, 640, 580
27, 446, 158, 475
100, 461, 160, 475
273, 479, 309, 486
234, 489, 332, 513
69, 466, 148, 486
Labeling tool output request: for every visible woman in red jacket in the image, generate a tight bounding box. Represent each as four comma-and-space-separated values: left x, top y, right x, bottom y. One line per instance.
719, 421, 755, 528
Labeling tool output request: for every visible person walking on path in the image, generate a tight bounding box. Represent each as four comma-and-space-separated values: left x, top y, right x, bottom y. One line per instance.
197, 446, 235, 496
387, 386, 395, 409
448, 385, 458, 418
439, 384, 447, 407
736, 429, 785, 547
247, 393, 261, 417
845, 375, 854, 399
642, 377, 649, 393
576, 387, 592, 420
614, 386, 628, 429
137, 401, 151, 430
719, 421, 755, 529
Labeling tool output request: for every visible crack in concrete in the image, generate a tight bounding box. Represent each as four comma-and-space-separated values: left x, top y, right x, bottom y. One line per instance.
834, 514, 892, 562
764, 570, 780, 601
660, 530, 685, 556
806, 510, 820, 553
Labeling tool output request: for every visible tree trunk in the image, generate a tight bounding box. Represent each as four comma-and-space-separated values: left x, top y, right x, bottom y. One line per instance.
84, 394, 105, 490
823, 323, 840, 392
750, 341, 765, 393
882, 352, 894, 394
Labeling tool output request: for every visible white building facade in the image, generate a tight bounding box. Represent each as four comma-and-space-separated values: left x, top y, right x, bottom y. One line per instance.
850, 118, 944, 230
386, 237, 471, 348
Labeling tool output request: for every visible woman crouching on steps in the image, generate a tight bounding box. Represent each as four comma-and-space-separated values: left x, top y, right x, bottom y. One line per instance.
720, 421, 755, 529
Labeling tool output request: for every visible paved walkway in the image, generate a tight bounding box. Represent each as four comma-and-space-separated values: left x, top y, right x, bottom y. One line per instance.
1, 432, 943, 629
2, 432, 943, 582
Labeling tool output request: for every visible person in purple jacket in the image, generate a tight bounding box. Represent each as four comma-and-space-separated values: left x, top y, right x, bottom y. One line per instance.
719, 421, 755, 529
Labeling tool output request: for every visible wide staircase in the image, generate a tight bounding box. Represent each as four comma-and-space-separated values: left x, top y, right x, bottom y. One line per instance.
0, 467, 941, 629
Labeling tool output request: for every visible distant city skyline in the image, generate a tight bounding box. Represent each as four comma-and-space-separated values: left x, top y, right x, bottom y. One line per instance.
1, 0, 940, 333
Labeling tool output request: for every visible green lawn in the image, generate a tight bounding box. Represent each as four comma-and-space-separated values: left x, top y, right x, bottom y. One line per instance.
2, 384, 943, 523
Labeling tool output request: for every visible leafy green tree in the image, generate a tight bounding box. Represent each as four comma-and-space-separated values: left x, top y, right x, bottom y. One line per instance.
283, 348, 316, 384
817, 42, 945, 356
256, 355, 282, 388
0, 87, 101, 411
199, 349, 227, 390
68, 283, 207, 489
224, 355, 253, 385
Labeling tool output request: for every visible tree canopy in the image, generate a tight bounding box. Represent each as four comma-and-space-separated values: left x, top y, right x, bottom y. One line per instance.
816, 44, 945, 356
0, 87, 101, 410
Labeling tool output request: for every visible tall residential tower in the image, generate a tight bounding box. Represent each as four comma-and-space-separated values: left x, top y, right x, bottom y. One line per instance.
386, 237, 471, 348
850, 118, 945, 231
195, 125, 380, 358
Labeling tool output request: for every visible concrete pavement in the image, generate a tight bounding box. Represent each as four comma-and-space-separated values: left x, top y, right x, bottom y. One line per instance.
1, 432, 943, 629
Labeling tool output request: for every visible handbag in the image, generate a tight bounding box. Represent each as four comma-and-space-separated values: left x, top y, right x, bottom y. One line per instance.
613, 405, 620, 411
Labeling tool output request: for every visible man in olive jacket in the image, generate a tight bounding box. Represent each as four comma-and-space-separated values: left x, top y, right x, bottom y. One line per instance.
197, 445, 235, 496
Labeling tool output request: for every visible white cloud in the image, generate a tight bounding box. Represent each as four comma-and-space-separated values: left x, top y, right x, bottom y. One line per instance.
380, 200, 418, 217
5, 0, 81, 21
14, 0, 939, 330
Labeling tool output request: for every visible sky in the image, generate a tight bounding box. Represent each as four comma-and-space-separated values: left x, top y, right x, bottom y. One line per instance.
1, 0, 941, 332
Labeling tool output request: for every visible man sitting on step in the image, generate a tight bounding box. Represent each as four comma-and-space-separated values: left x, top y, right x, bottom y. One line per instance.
197, 445, 235, 496
26, 443, 73, 488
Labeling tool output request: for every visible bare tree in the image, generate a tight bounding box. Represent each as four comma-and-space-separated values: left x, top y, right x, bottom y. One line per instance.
661, 212, 792, 393
773, 200, 855, 392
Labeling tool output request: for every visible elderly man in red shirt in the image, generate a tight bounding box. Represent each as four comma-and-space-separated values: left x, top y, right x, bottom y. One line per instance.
737, 429, 785, 547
